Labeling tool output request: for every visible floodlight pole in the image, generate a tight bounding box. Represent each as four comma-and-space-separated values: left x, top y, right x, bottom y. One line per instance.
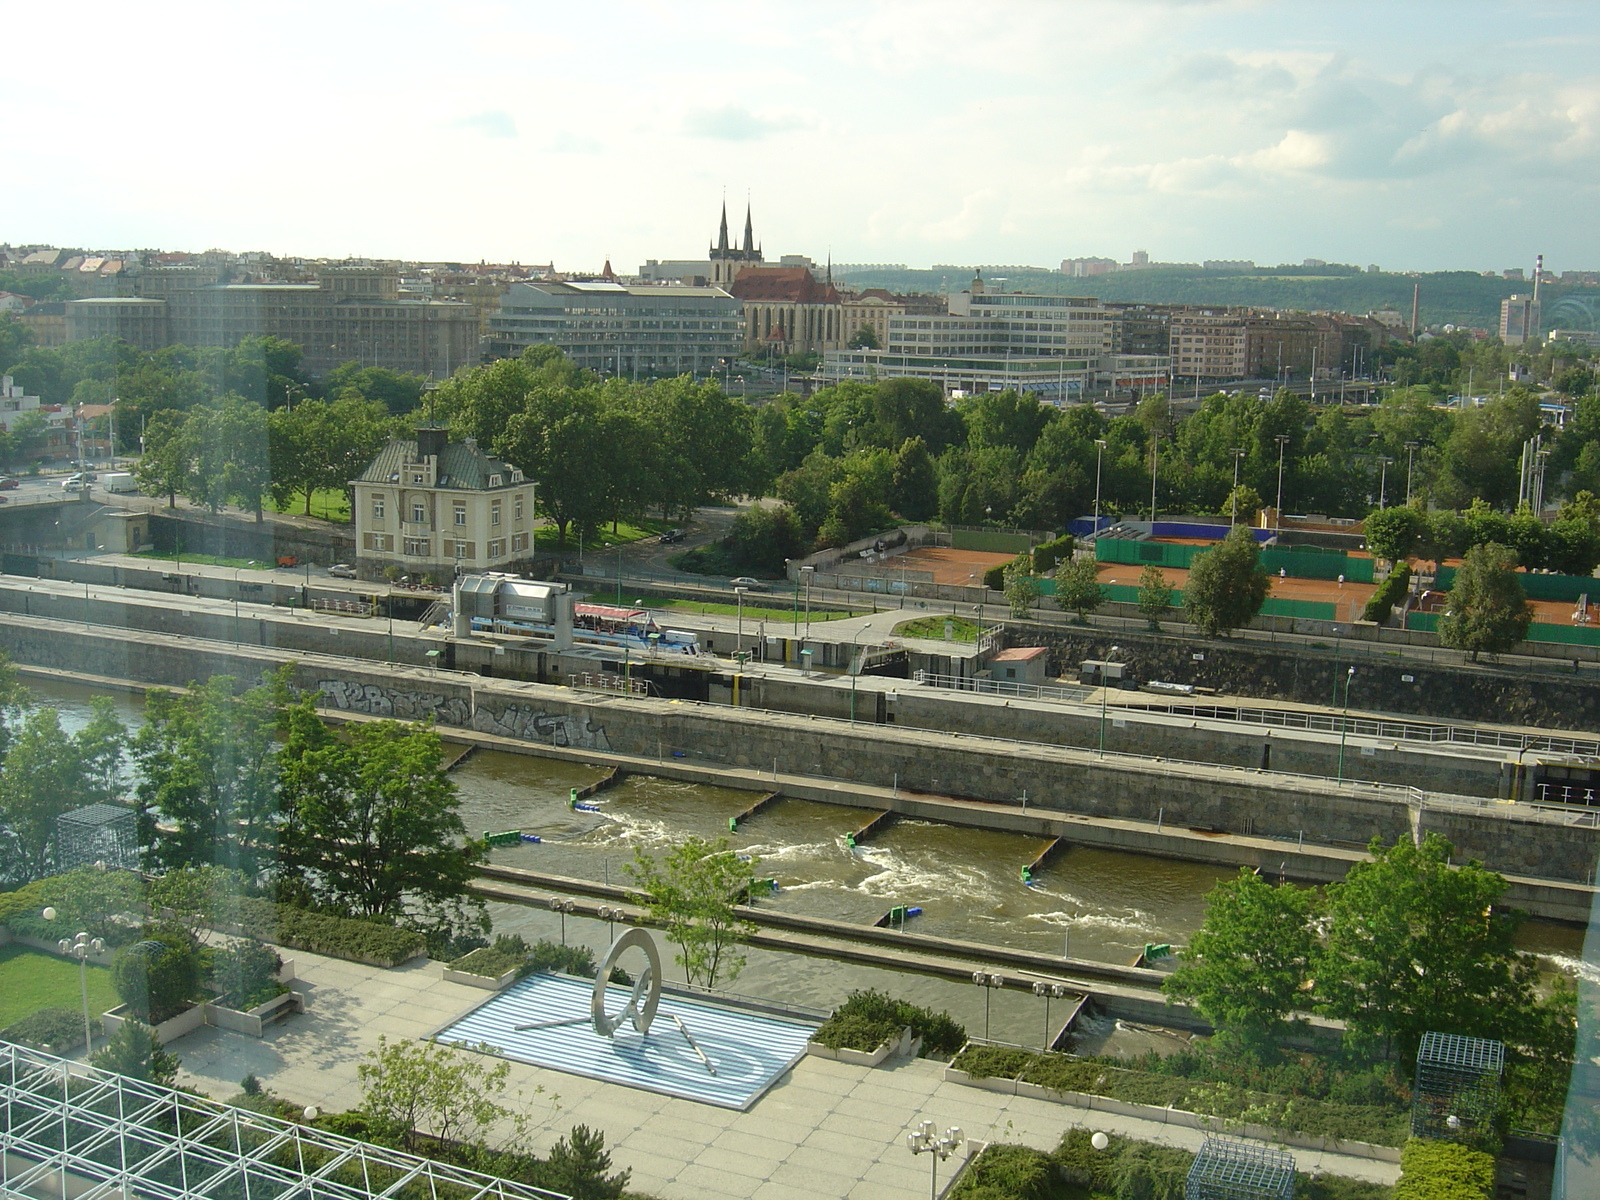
1275, 434, 1291, 529
1336, 666, 1355, 783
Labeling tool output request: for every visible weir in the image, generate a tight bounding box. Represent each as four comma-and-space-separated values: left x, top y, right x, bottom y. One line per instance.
846, 810, 897, 848
728, 790, 782, 831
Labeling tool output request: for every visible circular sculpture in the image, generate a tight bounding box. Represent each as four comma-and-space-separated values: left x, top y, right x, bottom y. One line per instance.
591, 926, 662, 1038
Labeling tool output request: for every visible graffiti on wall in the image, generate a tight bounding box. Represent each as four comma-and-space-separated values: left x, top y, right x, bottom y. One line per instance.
476, 703, 612, 751
316, 680, 471, 726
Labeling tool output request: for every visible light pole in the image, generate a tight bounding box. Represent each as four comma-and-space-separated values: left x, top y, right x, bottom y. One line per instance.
44, 910, 104, 1056
1274, 434, 1291, 529
734, 587, 748, 655
1376, 457, 1392, 509
1230, 447, 1246, 524
1032, 980, 1071, 1051
1336, 666, 1356, 783
789, 560, 800, 632
1149, 431, 1159, 521
1405, 441, 1419, 506
972, 971, 1003, 1040
906, 1120, 963, 1200
1098, 645, 1121, 758
801, 565, 815, 636
1092, 438, 1106, 532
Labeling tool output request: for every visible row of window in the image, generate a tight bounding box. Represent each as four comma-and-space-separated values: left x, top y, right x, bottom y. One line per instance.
360, 532, 529, 559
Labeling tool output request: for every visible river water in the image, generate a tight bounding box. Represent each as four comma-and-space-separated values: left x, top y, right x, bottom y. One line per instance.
30, 674, 1590, 1052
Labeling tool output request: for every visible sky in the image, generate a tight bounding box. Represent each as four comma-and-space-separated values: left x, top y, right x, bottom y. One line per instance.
4, 0, 1598, 274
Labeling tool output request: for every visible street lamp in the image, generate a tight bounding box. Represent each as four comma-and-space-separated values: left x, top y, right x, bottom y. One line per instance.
734, 587, 748, 655
1274, 434, 1291, 529
1032, 980, 1072, 1051
1230, 447, 1246, 524
800, 565, 815, 636
971, 971, 1003, 1040
1404, 441, 1419, 506
1092, 438, 1107, 533
1376, 457, 1392, 509
1149, 430, 1159, 521
906, 1120, 964, 1200
44, 910, 104, 1056
1336, 666, 1356, 783
1098, 645, 1121, 758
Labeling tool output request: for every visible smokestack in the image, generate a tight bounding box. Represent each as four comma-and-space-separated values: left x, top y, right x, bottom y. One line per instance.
1533, 254, 1543, 306
1411, 282, 1420, 336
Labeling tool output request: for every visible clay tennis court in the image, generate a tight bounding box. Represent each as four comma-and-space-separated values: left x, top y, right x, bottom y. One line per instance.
894, 545, 1019, 584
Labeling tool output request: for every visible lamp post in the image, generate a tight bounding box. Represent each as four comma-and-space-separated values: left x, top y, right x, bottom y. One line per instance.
1092, 438, 1106, 533
1376, 457, 1392, 509
1404, 441, 1419, 506
1274, 434, 1291, 529
1230, 447, 1246, 524
801, 566, 815, 636
44, 910, 104, 1057
734, 587, 748, 655
906, 1120, 963, 1200
1032, 980, 1072, 1051
1336, 666, 1356, 783
1149, 430, 1159, 521
1098, 645, 1121, 758
972, 971, 1003, 1040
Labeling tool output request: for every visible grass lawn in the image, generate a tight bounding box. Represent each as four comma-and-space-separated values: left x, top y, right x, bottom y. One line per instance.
894, 615, 980, 642
617, 591, 861, 623
133, 550, 278, 571
265, 488, 352, 523
542, 518, 676, 552
0, 944, 118, 1030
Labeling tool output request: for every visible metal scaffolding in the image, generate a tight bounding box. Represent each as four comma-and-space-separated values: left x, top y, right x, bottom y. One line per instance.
0, 1040, 569, 1200
1184, 1136, 1296, 1200
55, 802, 139, 872
1411, 1030, 1504, 1142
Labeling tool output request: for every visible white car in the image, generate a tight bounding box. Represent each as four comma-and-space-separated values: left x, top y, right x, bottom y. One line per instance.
327, 563, 358, 579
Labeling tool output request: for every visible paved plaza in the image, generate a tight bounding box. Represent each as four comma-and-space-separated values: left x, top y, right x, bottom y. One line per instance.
170, 949, 1401, 1200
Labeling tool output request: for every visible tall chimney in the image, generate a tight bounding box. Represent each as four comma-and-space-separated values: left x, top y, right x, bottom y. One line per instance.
1533, 254, 1543, 306
1410, 282, 1420, 336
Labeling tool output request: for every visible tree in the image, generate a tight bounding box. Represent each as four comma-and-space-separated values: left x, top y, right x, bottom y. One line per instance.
1183, 525, 1270, 636
278, 700, 485, 928
626, 835, 756, 989
1003, 553, 1040, 619
269, 393, 391, 515
184, 394, 272, 518
1136, 564, 1174, 630
1052, 554, 1107, 622
42, 864, 143, 943
91, 1021, 180, 1087
1318, 834, 1537, 1062
112, 925, 201, 1024
722, 505, 805, 576
1223, 484, 1263, 525
890, 436, 939, 521
1436, 541, 1533, 661
847, 325, 880, 350
147, 865, 251, 944
1163, 869, 1318, 1051
134, 408, 191, 506
1363, 504, 1428, 562
542, 1125, 632, 1200
132, 673, 284, 876
357, 1034, 544, 1154
0, 706, 121, 882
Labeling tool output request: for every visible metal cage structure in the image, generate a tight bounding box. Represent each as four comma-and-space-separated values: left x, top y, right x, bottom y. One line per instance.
1411, 1030, 1505, 1142
55, 802, 139, 872
0, 1040, 570, 1200
1184, 1136, 1296, 1200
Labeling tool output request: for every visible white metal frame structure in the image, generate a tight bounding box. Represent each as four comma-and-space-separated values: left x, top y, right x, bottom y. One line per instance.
0, 1040, 569, 1200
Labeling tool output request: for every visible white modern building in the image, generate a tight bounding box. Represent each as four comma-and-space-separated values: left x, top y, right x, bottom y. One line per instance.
821, 276, 1168, 402
484, 281, 742, 377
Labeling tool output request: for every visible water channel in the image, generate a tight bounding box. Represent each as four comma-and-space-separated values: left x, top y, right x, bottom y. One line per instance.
32, 674, 1589, 1055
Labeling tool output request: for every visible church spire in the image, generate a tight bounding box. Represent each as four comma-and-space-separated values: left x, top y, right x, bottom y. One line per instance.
742, 202, 755, 254
716, 200, 730, 254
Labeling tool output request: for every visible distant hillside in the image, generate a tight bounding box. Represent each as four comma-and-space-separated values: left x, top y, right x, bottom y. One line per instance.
832, 266, 1600, 332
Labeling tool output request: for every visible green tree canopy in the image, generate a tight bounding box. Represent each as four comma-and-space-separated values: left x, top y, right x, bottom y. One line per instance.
1182, 525, 1270, 636
626, 835, 756, 989
1052, 553, 1106, 622
1436, 541, 1534, 661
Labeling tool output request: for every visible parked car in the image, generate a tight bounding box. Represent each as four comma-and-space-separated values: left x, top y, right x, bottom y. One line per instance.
0, 477, 19, 490
729, 576, 769, 591
61, 474, 88, 489
327, 563, 358, 579
659, 528, 685, 543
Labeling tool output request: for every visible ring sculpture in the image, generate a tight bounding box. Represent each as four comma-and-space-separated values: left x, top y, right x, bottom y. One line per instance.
591, 927, 662, 1038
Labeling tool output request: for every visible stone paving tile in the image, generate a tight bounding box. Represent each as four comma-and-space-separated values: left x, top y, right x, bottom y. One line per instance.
800, 1125, 897, 1160
765, 1159, 861, 1196
676, 1158, 769, 1192
608, 1147, 687, 1191
753, 1176, 846, 1200
710, 1127, 802, 1161
619, 1128, 713, 1164
692, 1144, 784, 1182
642, 1112, 730, 1144
815, 1110, 905, 1143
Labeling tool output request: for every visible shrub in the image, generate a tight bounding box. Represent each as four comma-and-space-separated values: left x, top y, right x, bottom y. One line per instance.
1393, 1138, 1494, 1200
449, 946, 523, 979
0, 868, 144, 945
209, 938, 285, 1010
227, 898, 426, 965
112, 926, 200, 1023
948, 1143, 1054, 1200
541, 1124, 632, 1200
2, 1006, 87, 1053
1031, 534, 1075, 576
1362, 562, 1411, 625
813, 989, 967, 1058
1055, 1128, 1193, 1200
90, 1021, 180, 1086
983, 563, 1007, 591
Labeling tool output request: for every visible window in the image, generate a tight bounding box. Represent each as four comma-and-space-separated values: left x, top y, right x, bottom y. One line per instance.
411, 473, 424, 484
403, 537, 430, 556
512, 532, 529, 551
372, 496, 385, 521
490, 502, 501, 527
411, 502, 426, 523
454, 505, 467, 526
451, 541, 475, 559
487, 538, 506, 558
514, 495, 524, 521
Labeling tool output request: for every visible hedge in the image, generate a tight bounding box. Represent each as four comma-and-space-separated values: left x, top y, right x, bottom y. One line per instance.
1031, 535, 1076, 576
2, 1006, 87, 1054
951, 1046, 1409, 1146
449, 946, 523, 979
1363, 563, 1411, 625
1393, 1139, 1493, 1200
812, 990, 966, 1058
227, 898, 426, 966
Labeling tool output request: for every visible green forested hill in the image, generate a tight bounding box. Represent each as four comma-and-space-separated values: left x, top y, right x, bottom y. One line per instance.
834, 266, 1600, 332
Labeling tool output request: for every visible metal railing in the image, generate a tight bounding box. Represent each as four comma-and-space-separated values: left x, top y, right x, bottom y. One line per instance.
915, 670, 1094, 704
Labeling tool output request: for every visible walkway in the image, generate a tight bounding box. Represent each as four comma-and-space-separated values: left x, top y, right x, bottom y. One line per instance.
170, 948, 1400, 1200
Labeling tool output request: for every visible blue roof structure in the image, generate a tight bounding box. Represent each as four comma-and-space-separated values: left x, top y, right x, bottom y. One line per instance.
435, 973, 818, 1110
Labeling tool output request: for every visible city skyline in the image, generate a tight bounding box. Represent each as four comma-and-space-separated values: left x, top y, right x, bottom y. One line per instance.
3, 1, 1597, 274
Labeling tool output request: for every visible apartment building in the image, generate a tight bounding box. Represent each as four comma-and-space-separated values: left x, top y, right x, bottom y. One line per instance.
484, 280, 742, 376
351, 426, 538, 582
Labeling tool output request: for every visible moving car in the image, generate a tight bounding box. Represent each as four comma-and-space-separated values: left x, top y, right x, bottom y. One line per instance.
659, 528, 685, 543
729, 576, 768, 591
0, 477, 19, 490
327, 563, 358, 579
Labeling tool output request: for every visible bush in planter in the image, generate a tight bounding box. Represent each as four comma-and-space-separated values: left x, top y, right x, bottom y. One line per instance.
1055, 1128, 1193, 1200
2, 1006, 87, 1054
948, 1143, 1055, 1200
1394, 1138, 1493, 1200
814, 989, 967, 1058
112, 926, 200, 1024
449, 946, 523, 980
951, 1044, 1036, 1080
209, 938, 285, 1010
0, 867, 144, 945
90, 1021, 180, 1087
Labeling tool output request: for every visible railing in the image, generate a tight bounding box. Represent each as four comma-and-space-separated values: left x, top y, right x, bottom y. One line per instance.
570, 671, 650, 696
914, 670, 1094, 704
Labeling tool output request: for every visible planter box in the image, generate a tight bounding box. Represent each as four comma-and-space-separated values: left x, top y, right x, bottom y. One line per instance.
944, 1066, 1403, 1163
807, 1025, 912, 1068
102, 1003, 208, 1046
444, 965, 519, 991
207, 989, 304, 1037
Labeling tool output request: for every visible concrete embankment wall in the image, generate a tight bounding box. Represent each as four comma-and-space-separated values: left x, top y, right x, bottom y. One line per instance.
4, 614, 1598, 904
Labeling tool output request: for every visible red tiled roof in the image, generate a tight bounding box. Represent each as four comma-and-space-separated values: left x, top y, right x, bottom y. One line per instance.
730, 267, 840, 304
990, 646, 1048, 661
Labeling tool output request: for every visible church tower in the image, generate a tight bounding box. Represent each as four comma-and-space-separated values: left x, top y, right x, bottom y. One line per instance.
711, 199, 763, 287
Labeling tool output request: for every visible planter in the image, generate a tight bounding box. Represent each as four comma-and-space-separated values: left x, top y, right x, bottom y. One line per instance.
207, 989, 304, 1037
444, 965, 519, 991
807, 1025, 913, 1068
943, 1067, 1403, 1163
102, 1002, 208, 1046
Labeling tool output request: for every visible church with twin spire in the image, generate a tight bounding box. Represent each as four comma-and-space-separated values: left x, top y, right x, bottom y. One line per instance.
707, 200, 844, 356
709, 200, 764, 287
